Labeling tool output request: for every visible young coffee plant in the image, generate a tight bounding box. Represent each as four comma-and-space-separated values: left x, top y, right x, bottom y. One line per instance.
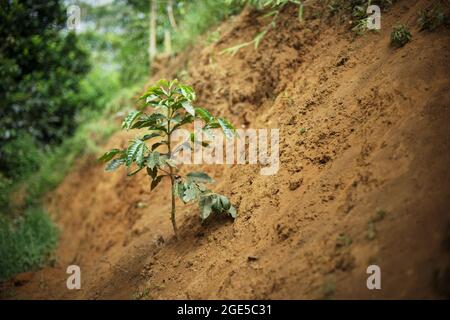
98, 79, 237, 238
390, 24, 412, 47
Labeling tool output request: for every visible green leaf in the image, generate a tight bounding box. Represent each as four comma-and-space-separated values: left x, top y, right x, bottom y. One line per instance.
136, 143, 148, 166
218, 195, 231, 211
105, 158, 125, 171
199, 196, 213, 220
140, 86, 164, 101
151, 125, 169, 134
122, 111, 143, 130
146, 166, 158, 179
178, 85, 196, 101
228, 205, 237, 219
203, 121, 221, 130
145, 94, 159, 105
172, 114, 194, 132
170, 114, 183, 125
183, 182, 200, 202
217, 118, 235, 139
127, 166, 145, 177
211, 195, 221, 211
97, 149, 121, 163
126, 139, 147, 166
168, 79, 179, 90
151, 142, 164, 151
151, 175, 164, 191
142, 132, 161, 141
157, 79, 170, 88
181, 100, 195, 116
186, 172, 214, 184
147, 151, 161, 169
174, 181, 186, 202
131, 113, 165, 129
195, 107, 213, 123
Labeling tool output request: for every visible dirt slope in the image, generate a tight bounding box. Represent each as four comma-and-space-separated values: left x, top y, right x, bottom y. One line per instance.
2, 0, 450, 299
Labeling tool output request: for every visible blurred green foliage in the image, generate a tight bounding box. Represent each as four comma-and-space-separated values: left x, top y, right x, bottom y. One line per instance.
0, 207, 59, 281
172, 0, 239, 51
0, 1, 90, 150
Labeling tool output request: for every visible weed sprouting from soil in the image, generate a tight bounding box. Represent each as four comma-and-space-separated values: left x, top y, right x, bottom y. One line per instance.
390, 24, 412, 47
417, 1, 450, 32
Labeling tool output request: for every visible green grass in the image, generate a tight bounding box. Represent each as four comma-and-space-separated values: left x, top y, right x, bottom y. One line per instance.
173, 0, 239, 52
0, 207, 58, 281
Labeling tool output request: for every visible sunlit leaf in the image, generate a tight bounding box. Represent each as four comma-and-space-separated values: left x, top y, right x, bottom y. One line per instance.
126, 139, 147, 166
218, 118, 235, 139
195, 107, 213, 123
181, 100, 195, 116
131, 113, 165, 129
178, 85, 196, 101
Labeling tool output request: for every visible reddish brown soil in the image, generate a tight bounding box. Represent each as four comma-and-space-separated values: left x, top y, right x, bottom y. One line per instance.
2, 0, 450, 299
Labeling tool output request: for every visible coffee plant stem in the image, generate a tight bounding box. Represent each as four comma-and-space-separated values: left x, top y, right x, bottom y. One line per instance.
166, 107, 178, 238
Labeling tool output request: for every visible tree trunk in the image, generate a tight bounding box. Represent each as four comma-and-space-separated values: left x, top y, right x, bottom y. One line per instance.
167, 0, 178, 30
164, 29, 172, 56
149, 0, 157, 71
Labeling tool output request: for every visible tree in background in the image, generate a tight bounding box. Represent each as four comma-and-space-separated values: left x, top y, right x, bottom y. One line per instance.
84, 0, 236, 82
0, 0, 90, 176
149, 0, 158, 66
